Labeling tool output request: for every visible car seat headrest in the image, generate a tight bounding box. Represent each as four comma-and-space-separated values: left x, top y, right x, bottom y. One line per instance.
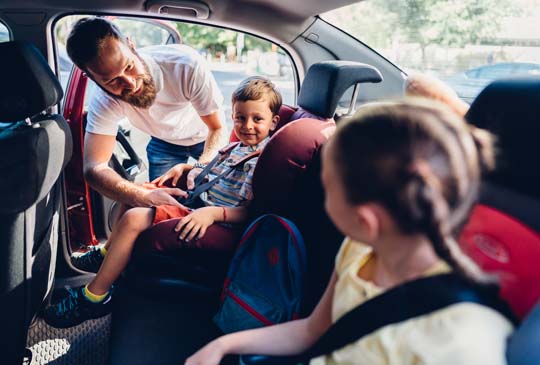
0, 41, 63, 123
298, 61, 383, 118
466, 78, 540, 199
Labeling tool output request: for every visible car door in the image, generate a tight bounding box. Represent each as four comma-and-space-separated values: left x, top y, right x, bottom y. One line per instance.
61, 16, 181, 253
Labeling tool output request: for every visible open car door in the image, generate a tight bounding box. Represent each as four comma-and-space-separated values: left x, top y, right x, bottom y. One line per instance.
61, 16, 181, 253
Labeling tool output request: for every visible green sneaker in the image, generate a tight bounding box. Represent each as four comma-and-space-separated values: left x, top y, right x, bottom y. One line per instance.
43, 286, 112, 328
71, 245, 105, 273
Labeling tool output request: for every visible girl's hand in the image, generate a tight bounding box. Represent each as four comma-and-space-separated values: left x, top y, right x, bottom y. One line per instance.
185, 339, 225, 365
186, 167, 203, 190
152, 163, 193, 187
175, 207, 215, 242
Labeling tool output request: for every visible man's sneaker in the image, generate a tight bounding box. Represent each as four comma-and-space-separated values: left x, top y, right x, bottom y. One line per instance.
71, 245, 105, 272
43, 286, 113, 328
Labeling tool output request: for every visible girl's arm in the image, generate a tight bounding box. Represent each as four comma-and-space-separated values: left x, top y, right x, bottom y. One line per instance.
185, 271, 338, 365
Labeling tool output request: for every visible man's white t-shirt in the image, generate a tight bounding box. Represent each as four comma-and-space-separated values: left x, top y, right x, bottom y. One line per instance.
86, 44, 224, 146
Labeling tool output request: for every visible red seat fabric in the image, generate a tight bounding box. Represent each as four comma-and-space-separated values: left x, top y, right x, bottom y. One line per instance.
252, 118, 335, 215
460, 205, 540, 319
459, 78, 540, 320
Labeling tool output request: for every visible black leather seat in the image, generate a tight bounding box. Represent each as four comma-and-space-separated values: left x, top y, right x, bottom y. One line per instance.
0, 41, 72, 364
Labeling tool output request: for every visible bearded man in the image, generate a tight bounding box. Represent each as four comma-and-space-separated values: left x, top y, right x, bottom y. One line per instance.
66, 17, 227, 208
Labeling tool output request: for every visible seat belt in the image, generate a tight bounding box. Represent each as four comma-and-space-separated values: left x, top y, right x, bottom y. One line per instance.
240, 273, 516, 365
178, 143, 261, 206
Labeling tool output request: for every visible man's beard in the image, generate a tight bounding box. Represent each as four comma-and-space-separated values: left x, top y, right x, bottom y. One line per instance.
93, 54, 157, 109
119, 57, 157, 109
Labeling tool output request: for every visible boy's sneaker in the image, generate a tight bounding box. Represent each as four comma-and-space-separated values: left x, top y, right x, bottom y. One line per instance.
71, 245, 105, 272
43, 286, 113, 328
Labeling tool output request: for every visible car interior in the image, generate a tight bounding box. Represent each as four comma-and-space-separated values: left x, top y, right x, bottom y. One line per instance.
0, 0, 539, 364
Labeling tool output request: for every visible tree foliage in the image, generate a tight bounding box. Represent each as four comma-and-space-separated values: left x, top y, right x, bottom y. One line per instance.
175, 23, 273, 55
325, 0, 514, 50
376, 0, 512, 48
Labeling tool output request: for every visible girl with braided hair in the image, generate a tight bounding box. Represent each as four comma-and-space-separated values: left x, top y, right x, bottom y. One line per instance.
186, 99, 513, 365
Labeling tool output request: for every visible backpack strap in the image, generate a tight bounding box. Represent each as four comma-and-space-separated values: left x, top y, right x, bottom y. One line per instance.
240, 273, 516, 365
179, 143, 261, 206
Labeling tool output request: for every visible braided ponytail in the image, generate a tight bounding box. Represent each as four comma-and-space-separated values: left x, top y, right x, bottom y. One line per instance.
407, 165, 491, 283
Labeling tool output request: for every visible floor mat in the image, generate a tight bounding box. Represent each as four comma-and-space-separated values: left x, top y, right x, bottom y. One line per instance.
108, 283, 223, 365
26, 315, 111, 365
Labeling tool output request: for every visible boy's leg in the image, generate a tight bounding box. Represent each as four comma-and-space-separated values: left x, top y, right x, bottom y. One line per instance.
87, 207, 155, 295
43, 207, 155, 328
71, 203, 134, 272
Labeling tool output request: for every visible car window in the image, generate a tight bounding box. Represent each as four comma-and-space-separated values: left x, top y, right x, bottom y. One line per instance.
322, 0, 540, 103
55, 16, 296, 179
0, 21, 10, 42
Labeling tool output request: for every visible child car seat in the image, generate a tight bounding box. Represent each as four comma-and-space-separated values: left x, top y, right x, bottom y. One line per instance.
460, 78, 540, 319
458, 78, 540, 364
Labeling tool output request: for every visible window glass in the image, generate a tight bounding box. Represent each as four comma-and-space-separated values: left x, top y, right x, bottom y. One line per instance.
0, 21, 10, 43
322, 0, 540, 102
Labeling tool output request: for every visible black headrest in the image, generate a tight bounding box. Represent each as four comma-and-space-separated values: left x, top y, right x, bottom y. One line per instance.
466, 78, 540, 199
0, 41, 63, 123
298, 61, 383, 118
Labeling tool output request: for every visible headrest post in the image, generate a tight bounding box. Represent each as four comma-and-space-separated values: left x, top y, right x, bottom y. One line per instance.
347, 83, 360, 115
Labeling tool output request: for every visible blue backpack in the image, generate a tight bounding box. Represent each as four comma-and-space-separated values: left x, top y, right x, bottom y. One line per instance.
213, 214, 307, 333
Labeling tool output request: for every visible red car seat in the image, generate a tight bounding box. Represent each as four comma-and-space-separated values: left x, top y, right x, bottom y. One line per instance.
131, 61, 383, 306
459, 78, 540, 320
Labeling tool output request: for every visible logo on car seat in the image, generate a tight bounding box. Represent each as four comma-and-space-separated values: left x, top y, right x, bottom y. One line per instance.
267, 247, 279, 266
471, 233, 510, 264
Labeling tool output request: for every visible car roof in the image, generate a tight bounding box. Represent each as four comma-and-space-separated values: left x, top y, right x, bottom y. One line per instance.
0, 0, 361, 43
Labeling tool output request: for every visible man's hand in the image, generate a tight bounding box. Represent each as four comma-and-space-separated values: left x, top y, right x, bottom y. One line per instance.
175, 207, 217, 242
186, 167, 203, 190
138, 187, 188, 208
151, 163, 193, 187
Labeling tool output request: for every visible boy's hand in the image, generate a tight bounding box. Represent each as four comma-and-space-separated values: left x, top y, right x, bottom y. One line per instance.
186, 167, 203, 190
185, 339, 225, 365
175, 207, 216, 242
151, 163, 193, 187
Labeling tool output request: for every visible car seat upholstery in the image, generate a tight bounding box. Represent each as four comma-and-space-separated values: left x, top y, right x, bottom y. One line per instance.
458, 78, 540, 364
131, 61, 382, 309
0, 41, 72, 363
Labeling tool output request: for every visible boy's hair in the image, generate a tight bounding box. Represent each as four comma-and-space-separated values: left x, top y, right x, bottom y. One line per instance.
331, 99, 495, 282
66, 17, 126, 71
232, 76, 282, 116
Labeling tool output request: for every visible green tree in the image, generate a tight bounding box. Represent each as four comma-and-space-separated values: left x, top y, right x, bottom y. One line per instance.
374, 0, 513, 63
175, 23, 273, 57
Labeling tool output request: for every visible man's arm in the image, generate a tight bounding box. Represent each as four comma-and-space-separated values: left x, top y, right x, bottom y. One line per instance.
197, 111, 227, 164
83, 132, 186, 207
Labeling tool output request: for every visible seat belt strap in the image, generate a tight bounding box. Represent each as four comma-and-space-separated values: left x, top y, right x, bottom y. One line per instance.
240, 273, 516, 365
179, 144, 261, 206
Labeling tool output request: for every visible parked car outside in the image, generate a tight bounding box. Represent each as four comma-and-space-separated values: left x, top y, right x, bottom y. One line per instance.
444, 62, 540, 102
